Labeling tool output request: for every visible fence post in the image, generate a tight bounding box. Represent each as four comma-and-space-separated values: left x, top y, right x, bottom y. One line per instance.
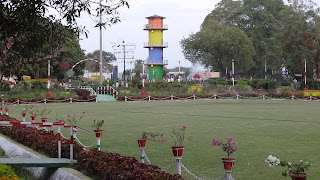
96, 95, 98, 102
176, 159, 182, 175
310, 95, 312, 101
125, 94, 127, 102
193, 93, 195, 100
171, 93, 173, 100
236, 93, 239, 100
263, 95, 265, 100
291, 94, 294, 100
44, 97, 46, 104
57, 127, 61, 158
214, 93, 217, 100
148, 93, 151, 101
70, 126, 74, 163
70, 96, 73, 103
17, 97, 20, 105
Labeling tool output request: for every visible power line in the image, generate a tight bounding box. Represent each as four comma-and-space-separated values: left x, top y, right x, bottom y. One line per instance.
112, 41, 135, 81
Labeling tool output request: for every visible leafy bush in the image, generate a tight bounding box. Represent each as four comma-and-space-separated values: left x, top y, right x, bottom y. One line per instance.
1, 82, 11, 91
234, 84, 252, 92
0, 164, 18, 179
267, 81, 277, 89
0, 116, 182, 180
281, 81, 291, 86
31, 81, 45, 89
237, 79, 248, 85
74, 89, 90, 98
249, 79, 261, 88
216, 79, 227, 85
208, 79, 216, 85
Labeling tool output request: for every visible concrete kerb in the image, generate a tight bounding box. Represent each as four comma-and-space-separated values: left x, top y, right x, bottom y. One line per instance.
0, 133, 92, 180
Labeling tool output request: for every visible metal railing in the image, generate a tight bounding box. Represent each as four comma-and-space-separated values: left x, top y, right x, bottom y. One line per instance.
143, 42, 168, 48
144, 60, 168, 65
143, 24, 168, 30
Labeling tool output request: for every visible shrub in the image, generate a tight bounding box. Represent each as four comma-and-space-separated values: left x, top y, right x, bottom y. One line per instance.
1, 82, 11, 91
208, 79, 216, 85
249, 79, 261, 88
267, 80, 277, 89
31, 81, 45, 89
234, 84, 252, 92
0, 116, 183, 180
216, 79, 227, 85
237, 79, 248, 85
281, 81, 291, 86
74, 89, 90, 98
0, 164, 18, 179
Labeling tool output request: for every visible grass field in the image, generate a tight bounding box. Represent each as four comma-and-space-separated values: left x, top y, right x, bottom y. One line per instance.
6, 99, 320, 180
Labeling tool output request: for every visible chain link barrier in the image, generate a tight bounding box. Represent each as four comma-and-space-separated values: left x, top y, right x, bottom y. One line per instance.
75, 135, 96, 148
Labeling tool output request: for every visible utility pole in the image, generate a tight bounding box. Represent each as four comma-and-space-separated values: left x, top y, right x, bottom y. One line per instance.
113, 41, 135, 82
178, 60, 181, 82
99, 0, 103, 85
265, 60, 267, 80
232, 59, 235, 86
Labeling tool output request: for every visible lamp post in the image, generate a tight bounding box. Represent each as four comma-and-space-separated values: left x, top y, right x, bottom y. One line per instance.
264, 60, 267, 80
178, 60, 181, 82
151, 64, 154, 82
232, 59, 235, 86
304, 59, 307, 90
47, 60, 51, 97
99, 0, 103, 85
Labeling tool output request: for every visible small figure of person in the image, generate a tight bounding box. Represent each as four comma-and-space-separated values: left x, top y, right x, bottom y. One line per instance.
116, 81, 119, 88
293, 78, 298, 91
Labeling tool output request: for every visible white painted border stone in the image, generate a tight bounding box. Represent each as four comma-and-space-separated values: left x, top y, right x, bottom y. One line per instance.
0, 134, 92, 180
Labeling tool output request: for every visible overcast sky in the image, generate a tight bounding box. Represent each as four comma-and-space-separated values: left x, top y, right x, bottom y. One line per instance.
77, 0, 320, 73
77, 0, 220, 72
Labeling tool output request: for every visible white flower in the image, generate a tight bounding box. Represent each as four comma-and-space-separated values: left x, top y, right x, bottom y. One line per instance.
288, 162, 292, 166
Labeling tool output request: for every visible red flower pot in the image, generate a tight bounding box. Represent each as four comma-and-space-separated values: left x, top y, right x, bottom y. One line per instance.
172, 146, 184, 157
221, 157, 236, 171
137, 139, 147, 148
290, 173, 308, 180
94, 130, 103, 138
0, 107, 2, 111
31, 116, 35, 121
21, 112, 26, 117
5, 108, 8, 112
41, 118, 48, 122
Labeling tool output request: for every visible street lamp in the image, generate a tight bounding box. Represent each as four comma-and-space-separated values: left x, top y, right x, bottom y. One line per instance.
151, 64, 154, 82
232, 59, 235, 86
178, 60, 181, 82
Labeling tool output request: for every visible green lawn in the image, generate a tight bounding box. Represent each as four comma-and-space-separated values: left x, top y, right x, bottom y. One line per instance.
6, 99, 320, 180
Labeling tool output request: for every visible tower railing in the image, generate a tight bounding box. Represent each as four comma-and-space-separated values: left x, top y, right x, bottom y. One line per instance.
144, 42, 168, 48
143, 24, 168, 30
144, 60, 168, 65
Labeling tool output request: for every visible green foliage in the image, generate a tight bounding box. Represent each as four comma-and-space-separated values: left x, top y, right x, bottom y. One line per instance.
237, 79, 248, 85
1, 82, 11, 91
0, 164, 18, 179
181, 19, 255, 73
281, 81, 291, 86
234, 84, 252, 92
208, 79, 216, 85
268, 81, 277, 89
216, 78, 227, 85
31, 81, 45, 89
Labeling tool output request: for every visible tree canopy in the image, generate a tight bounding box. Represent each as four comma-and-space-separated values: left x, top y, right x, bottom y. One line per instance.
0, 0, 129, 79
181, 19, 255, 74
182, 0, 320, 79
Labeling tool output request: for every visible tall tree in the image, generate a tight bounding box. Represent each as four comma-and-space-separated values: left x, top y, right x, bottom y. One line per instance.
181, 20, 255, 74
86, 50, 116, 72
0, 0, 129, 78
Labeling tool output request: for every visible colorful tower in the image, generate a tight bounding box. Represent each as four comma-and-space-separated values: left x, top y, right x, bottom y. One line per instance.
144, 15, 168, 81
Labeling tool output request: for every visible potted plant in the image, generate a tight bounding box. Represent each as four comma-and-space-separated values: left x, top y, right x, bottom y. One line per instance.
37, 108, 50, 122
21, 108, 27, 122
170, 125, 187, 158
137, 131, 165, 149
65, 112, 86, 134
265, 155, 311, 180
30, 112, 37, 121
212, 137, 238, 171
92, 119, 104, 138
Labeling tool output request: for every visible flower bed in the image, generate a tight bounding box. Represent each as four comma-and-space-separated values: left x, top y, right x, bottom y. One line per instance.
0, 115, 183, 180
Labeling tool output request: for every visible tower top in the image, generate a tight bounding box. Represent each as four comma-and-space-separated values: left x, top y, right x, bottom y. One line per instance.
145, 14, 166, 19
